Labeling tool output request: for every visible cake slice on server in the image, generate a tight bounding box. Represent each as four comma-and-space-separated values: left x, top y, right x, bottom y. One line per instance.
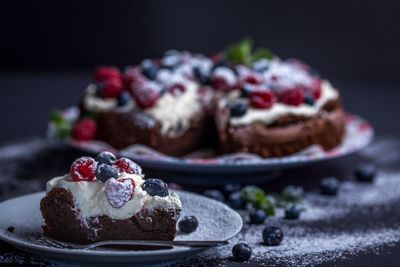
40, 152, 181, 244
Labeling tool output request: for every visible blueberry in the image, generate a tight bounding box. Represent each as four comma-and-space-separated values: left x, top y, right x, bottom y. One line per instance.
262, 226, 283, 246
249, 209, 267, 224
232, 243, 252, 262
320, 177, 339, 196
203, 189, 225, 202
142, 178, 169, 197
118, 91, 130, 106
240, 85, 253, 98
285, 206, 301, 220
223, 183, 241, 195
193, 67, 209, 85
96, 164, 118, 182
95, 151, 116, 166
229, 100, 247, 117
178, 216, 198, 233
355, 163, 376, 182
229, 192, 244, 209
281, 185, 304, 202
303, 95, 315, 105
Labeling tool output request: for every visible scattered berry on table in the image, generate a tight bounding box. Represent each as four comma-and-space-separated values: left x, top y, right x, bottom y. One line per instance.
142, 178, 169, 197
281, 185, 304, 203
203, 189, 225, 202
94, 66, 120, 82
229, 100, 248, 117
320, 177, 339, 196
178, 216, 198, 233
114, 158, 143, 175
100, 79, 124, 98
72, 118, 97, 141
285, 206, 301, 220
355, 163, 376, 182
232, 243, 252, 262
95, 151, 116, 166
249, 209, 267, 224
249, 90, 275, 109
229, 191, 244, 209
96, 164, 119, 182
70, 157, 97, 181
263, 226, 284, 246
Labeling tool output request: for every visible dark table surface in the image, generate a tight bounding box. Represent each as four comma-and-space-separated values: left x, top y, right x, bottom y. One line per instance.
0, 71, 400, 266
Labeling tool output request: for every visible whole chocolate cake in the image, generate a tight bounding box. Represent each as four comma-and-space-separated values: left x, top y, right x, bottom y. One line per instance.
40, 152, 182, 244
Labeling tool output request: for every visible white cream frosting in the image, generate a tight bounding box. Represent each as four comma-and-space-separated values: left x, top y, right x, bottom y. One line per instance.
145, 81, 202, 137
229, 80, 338, 126
46, 173, 182, 221
83, 84, 133, 113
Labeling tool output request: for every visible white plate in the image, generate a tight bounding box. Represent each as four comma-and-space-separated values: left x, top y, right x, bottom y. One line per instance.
0, 191, 242, 265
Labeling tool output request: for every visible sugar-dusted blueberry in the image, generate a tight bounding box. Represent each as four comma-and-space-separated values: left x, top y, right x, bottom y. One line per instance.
203, 189, 225, 202
232, 243, 252, 262
249, 209, 267, 224
140, 59, 158, 80
178, 216, 198, 233
229, 191, 244, 209
303, 95, 315, 106
95, 151, 116, 166
118, 91, 130, 106
193, 66, 209, 85
96, 164, 119, 182
285, 206, 301, 220
355, 163, 376, 182
142, 178, 169, 197
229, 100, 247, 117
263, 226, 284, 246
320, 177, 339, 196
240, 84, 253, 98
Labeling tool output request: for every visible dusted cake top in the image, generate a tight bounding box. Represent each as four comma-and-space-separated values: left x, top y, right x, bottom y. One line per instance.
46, 152, 181, 221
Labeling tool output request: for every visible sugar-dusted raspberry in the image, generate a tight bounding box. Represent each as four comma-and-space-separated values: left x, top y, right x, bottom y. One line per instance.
131, 82, 161, 109
123, 67, 146, 89
105, 178, 135, 208
100, 79, 124, 98
94, 66, 121, 82
72, 118, 97, 141
310, 79, 322, 100
249, 90, 275, 109
168, 83, 186, 96
70, 157, 97, 181
240, 73, 263, 85
114, 158, 143, 176
278, 87, 304, 106
211, 67, 237, 92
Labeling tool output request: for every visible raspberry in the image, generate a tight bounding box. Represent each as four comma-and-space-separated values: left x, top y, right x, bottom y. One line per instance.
278, 88, 304, 106
70, 157, 97, 181
105, 178, 135, 208
94, 66, 121, 82
123, 67, 146, 89
168, 83, 186, 96
241, 74, 262, 85
100, 79, 124, 98
114, 158, 143, 175
72, 118, 97, 141
249, 90, 275, 109
310, 79, 322, 100
131, 82, 160, 109
211, 67, 237, 92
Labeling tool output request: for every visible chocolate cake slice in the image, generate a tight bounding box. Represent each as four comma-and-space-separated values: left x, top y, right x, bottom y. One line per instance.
40, 153, 181, 244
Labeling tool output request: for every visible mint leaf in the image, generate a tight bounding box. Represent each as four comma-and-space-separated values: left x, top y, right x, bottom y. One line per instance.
225, 38, 253, 65
251, 48, 274, 61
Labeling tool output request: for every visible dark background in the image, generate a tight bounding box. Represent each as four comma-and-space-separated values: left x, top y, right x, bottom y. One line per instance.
0, 0, 400, 143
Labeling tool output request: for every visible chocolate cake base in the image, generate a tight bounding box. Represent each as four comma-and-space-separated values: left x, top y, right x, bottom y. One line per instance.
216, 99, 346, 158
40, 188, 180, 244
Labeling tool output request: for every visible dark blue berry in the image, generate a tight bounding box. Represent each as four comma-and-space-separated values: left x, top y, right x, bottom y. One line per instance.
178, 216, 198, 233
193, 67, 209, 85
229, 100, 247, 117
95, 151, 116, 166
240, 85, 253, 98
118, 91, 130, 106
96, 164, 118, 182
249, 209, 266, 224
285, 206, 301, 220
263, 226, 283, 246
303, 95, 315, 106
229, 192, 244, 209
203, 189, 225, 202
141, 60, 158, 80
223, 183, 241, 195
142, 178, 169, 197
320, 177, 339, 196
355, 163, 376, 182
232, 243, 252, 262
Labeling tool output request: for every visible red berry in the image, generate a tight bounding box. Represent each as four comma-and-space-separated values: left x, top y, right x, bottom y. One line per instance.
105, 178, 135, 208
123, 67, 146, 89
100, 79, 124, 98
241, 74, 262, 85
94, 66, 121, 82
131, 82, 160, 109
310, 79, 322, 100
114, 158, 143, 175
249, 90, 275, 109
278, 88, 304, 106
70, 157, 97, 181
72, 118, 97, 141
168, 83, 186, 96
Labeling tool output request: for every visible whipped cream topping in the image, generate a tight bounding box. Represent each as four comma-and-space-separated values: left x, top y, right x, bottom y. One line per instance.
229, 80, 338, 127
83, 84, 133, 113
145, 81, 202, 137
47, 173, 182, 221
